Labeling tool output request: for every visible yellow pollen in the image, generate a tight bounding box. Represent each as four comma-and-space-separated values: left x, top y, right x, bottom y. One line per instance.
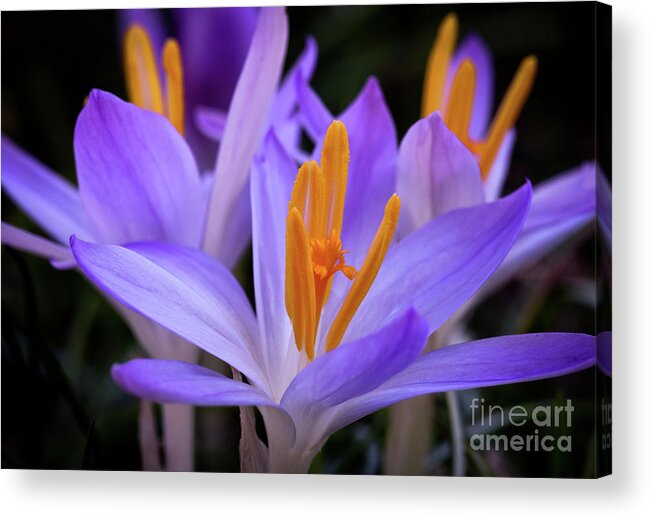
123, 24, 186, 135
421, 13, 458, 118
421, 15, 538, 180
285, 121, 400, 360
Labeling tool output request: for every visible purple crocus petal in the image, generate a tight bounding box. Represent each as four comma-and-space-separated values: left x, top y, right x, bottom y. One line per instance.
271, 36, 318, 125
272, 115, 310, 164
217, 178, 253, 270
597, 331, 612, 377
295, 74, 333, 143
397, 112, 484, 234
1, 222, 74, 267
338, 77, 398, 265
449, 33, 494, 140
484, 163, 596, 290
74, 90, 204, 247
483, 129, 516, 202
203, 7, 289, 259
525, 163, 596, 232
597, 166, 612, 252
174, 7, 257, 115
70, 237, 267, 390
327, 332, 595, 435
112, 359, 274, 407
250, 131, 296, 387
174, 7, 257, 170
346, 182, 532, 340
194, 107, 227, 143
281, 308, 428, 414
1, 137, 92, 243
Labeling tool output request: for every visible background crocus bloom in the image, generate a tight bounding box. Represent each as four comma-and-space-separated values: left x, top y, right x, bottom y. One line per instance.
71, 121, 594, 473
1, 7, 292, 471
296, 13, 596, 474
119, 7, 258, 171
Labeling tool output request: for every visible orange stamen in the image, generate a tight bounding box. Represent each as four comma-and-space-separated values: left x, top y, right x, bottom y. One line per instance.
421, 13, 458, 118
123, 25, 187, 136
162, 38, 185, 135
478, 56, 537, 177
123, 25, 164, 115
285, 121, 400, 359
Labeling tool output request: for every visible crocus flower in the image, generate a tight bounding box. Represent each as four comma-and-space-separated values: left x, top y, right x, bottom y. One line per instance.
396, 13, 597, 475
118, 8, 315, 175
118, 7, 257, 171
300, 13, 596, 296
408, 13, 596, 288
70, 121, 594, 474
1, 7, 292, 471
296, 13, 596, 474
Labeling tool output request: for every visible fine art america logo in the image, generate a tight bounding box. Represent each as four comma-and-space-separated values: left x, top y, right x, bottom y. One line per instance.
469, 398, 574, 453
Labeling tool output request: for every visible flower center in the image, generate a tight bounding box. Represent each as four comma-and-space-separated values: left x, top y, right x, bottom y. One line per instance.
123, 24, 186, 135
285, 121, 400, 360
421, 13, 538, 179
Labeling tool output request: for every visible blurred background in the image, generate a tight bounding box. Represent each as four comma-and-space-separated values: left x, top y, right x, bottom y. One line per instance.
2, 3, 600, 476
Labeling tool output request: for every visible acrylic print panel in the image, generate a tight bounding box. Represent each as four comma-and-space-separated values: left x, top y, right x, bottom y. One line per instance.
1, 2, 609, 476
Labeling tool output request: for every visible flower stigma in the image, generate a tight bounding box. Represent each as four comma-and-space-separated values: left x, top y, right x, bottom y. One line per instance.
421, 13, 538, 178
123, 24, 186, 135
285, 121, 400, 360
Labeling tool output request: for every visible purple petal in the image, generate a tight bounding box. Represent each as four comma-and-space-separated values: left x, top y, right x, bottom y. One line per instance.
175, 7, 257, 114
271, 36, 318, 124
70, 237, 267, 389
449, 33, 495, 140
485, 163, 596, 290
1, 222, 74, 268
218, 178, 253, 270
328, 333, 595, 435
112, 359, 274, 407
338, 78, 398, 266
196, 170, 250, 270
281, 308, 428, 413
74, 90, 203, 247
346, 182, 532, 340
250, 131, 296, 384
525, 163, 596, 232
194, 107, 227, 143
295, 74, 333, 141
483, 129, 516, 201
174, 7, 257, 170
203, 7, 288, 259
1, 136, 92, 243
267, 37, 319, 161
397, 112, 484, 233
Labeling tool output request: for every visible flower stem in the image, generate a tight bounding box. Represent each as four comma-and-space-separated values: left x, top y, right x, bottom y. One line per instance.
138, 399, 162, 471
446, 390, 466, 476
162, 403, 195, 472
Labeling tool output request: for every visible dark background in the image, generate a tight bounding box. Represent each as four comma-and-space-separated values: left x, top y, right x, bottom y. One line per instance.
2, 3, 599, 475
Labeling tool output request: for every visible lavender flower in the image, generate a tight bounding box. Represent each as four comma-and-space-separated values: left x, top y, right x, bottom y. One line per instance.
1, 7, 293, 471
298, 13, 596, 296
118, 7, 258, 170
280, 14, 597, 473
70, 121, 594, 473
